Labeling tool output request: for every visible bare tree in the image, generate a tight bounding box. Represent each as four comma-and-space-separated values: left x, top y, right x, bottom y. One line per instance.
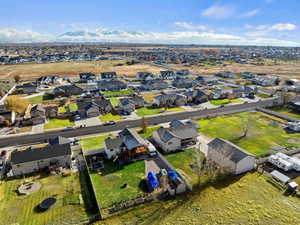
14, 74, 21, 83
141, 116, 148, 133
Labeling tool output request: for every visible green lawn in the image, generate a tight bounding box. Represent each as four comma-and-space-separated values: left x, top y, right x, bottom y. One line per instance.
271, 106, 300, 120
109, 97, 120, 107
167, 107, 185, 112
197, 112, 300, 156
136, 107, 162, 117
165, 148, 200, 185
68, 103, 78, 112
210, 98, 243, 106
100, 113, 121, 122
103, 89, 136, 97
44, 119, 75, 130
89, 160, 145, 208
80, 135, 112, 152
58, 106, 67, 113
27, 94, 54, 104
138, 126, 160, 139
257, 92, 271, 98
0, 174, 89, 225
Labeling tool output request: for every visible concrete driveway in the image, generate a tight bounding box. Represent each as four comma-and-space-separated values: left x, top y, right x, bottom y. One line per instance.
32, 123, 44, 133
75, 117, 100, 127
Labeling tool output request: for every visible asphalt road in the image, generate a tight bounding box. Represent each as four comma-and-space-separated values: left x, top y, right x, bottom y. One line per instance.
0, 98, 277, 148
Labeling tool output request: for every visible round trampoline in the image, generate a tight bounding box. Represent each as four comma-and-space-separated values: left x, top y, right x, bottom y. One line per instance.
18, 182, 41, 195
39, 197, 57, 210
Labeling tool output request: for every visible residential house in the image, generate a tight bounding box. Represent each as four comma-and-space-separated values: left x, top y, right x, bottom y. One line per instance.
136, 72, 154, 81
242, 72, 254, 79
159, 71, 176, 80
176, 69, 190, 79
215, 71, 236, 79
153, 93, 187, 107
100, 72, 117, 80
288, 101, 300, 112
244, 85, 258, 98
252, 76, 280, 87
194, 76, 218, 86
184, 88, 208, 104
16, 82, 38, 94
77, 99, 113, 118
53, 85, 84, 97
97, 80, 127, 91
104, 128, 155, 164
36, 76, 63, 85
10, 143, 72, 176
79, 73, 97, 83
152, 122, 199, 153
140, 79, 169, 91
172, 78, 194, 88
23, 104, 46, 125
119, 95, 145, 113
207, 138, 255, 175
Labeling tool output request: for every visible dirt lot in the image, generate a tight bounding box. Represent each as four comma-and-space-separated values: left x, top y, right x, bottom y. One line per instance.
170, 61, 300, 78
0, 60, 162, 80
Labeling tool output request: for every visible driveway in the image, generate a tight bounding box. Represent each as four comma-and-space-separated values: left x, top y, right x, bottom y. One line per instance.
32, 123, 44, 133
75, 117, 100, 127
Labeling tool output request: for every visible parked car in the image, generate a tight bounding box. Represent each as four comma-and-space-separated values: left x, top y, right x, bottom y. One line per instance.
63, 127, 75, 131
104, 120, 116, 126
74, 115, 81, 121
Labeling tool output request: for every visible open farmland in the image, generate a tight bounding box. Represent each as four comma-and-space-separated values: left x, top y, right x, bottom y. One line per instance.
99, 173, 300, 225
0, 60, 162, 80
169, 60, 300, 79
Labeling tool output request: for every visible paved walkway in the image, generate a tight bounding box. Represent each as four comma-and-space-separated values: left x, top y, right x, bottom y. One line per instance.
32, 123, 44, 133
75, 117, 100, 127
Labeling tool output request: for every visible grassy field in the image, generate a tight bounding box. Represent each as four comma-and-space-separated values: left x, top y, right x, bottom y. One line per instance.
68, 103, 78, 112
100, 113, 121, 122
210, 98, 243, 106
165, 148, 199, 186
89, 160, 145, 208
271, 106, 300, 120
138, 126, 160, 139
103, 89, 136, 97
80, 134, 112, 152
102, 172, 300, 225
27, 94, 54, 104
44, 119, 75, 130
0, 174, 89, 225
0, 60, 162, 79
136, 107, 162, 117
197, 112, 300, 156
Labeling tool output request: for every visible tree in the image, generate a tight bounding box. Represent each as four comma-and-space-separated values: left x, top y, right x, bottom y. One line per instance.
141, 116, 148, 133
14, 75, 21, 83
4, 96, 29, 115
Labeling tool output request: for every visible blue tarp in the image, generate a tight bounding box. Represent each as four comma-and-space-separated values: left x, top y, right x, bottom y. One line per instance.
147, 171, 159, 189
168, 170, 179, 180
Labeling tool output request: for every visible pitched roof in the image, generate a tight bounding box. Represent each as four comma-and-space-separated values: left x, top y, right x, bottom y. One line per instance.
11, 144, 71, 164
208, 138, 254, 163
156, 124, 199, 142
119, 128, 147, 150
49, 136, 71, 146
105, 137, 123, 149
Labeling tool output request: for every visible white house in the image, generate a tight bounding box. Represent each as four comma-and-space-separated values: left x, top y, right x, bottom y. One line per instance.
207, 138, 255, 175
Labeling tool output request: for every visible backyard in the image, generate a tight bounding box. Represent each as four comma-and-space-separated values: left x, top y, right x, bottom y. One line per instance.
100, 113, 121, 122
197, 112, 300, 156
109, 97, 120, 107
44, 118, 75, 130
89, 160, 145, 208
102, 173, 300, 225
80, 134, 112, 152
0, 174, 89, 225
27, 93, 54, 104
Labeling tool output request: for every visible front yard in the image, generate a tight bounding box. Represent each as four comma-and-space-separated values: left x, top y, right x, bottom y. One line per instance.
103, 89, 136, 97
44, 119, 75, 130
89, 160, 145, 208
80, 134, 112, 152
136, 107, 162, 117
0, 174, 89, 225
100, 113, 121, 122
210, 98, 243, 106
197, 112, 300, 156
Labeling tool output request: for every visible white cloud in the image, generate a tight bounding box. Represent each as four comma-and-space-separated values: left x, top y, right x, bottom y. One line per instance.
0, 27, 299, 47
174, 22, 208, 31
241, 9, 260, 17
270, 23, 297, 31
201, 4, 235, 19
246, 23, 297, 31
265, 0, 274, 4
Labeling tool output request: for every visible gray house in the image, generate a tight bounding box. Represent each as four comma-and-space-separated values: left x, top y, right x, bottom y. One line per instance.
10, 144, 72, 176
152, 123, 199, 153
136, 72, 154, 81
119, 95, 144, 113
172, 78, 194, 88
97, 80, 127, 91
184, 89, 208, 104
16, 82, 38, 94
153, 93, 187, 107
207, 138, 255, 175
140, 79, 169, 91
53, 85, 84, 97
159, 71, 176, 80
77, 99, 113, 118
101, 72, 117, 80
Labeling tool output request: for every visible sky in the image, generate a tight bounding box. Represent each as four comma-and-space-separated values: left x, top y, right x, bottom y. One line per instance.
0, 0, 300, 46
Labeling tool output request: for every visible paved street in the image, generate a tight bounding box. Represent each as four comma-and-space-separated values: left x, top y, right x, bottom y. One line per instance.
0, 98, 278, 148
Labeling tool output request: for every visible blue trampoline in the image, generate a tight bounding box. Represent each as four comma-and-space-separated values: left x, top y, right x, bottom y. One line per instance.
168, 170, 179, 180
147, 171, 159, 189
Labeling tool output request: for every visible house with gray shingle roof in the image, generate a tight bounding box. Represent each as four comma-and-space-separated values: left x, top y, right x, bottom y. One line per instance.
152, 122, 199, 153
207, 138, 255, 175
